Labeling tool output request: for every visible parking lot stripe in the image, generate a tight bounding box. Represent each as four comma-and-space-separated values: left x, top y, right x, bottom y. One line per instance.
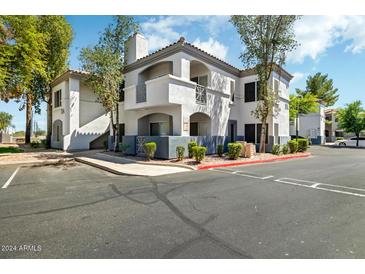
2, 167, 20, 189
211, 168, 273, 180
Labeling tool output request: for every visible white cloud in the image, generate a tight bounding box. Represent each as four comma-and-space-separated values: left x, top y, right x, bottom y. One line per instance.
290, 72, 306, 85
140, 16, 230, 52
288, 15, 365, 63
192, 38, 228, 60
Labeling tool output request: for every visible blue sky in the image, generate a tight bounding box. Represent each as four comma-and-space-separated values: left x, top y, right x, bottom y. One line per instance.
1, 15, 365, 131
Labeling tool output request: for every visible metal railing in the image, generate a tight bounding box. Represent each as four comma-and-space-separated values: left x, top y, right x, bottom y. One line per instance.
195, 85, 207, 104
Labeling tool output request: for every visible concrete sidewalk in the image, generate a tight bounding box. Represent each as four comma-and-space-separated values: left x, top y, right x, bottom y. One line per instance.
75, 153, 191, 176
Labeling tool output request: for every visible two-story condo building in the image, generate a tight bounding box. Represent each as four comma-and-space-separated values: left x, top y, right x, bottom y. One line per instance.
51, 34, 293, 159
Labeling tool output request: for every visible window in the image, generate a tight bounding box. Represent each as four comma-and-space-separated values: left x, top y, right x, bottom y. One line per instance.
285, 103, 289, 110
150, 122, 169, 136
274, 79, 279, 95
245, 124, 255, 143
119, 81, 125, 102
244, 82, 256, 102
54, 90, 62, 108
256, 123, 269, 144
230, 80, 235, 102
191, 75, 208, 87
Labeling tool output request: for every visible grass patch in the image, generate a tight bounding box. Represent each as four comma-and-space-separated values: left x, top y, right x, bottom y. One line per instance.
0, 147, 24, 154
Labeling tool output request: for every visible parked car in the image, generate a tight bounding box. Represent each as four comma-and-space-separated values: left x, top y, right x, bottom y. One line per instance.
335, 137, 365, 147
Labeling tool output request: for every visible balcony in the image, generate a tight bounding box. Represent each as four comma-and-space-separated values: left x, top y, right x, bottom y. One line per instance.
124, 74, 197, 110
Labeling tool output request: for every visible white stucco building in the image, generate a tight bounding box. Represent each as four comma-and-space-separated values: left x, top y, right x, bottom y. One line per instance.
51, 34, 293, 158
289, 104, 326, 144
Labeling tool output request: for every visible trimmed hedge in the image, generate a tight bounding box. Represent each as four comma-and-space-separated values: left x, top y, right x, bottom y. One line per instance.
217, 144, 224, 157
176, 145, 185, 161
227, 142, 243, 160
272, 144, 281, 155
188, 141, 197, 158
297, 138, 309, 152
143, 142, 157, 160
192, 146, 207, 163
282, 144, 289, 155
288, 140, 298, 153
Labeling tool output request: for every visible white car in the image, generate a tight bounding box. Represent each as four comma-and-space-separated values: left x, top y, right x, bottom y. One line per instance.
335, 137, 365, 147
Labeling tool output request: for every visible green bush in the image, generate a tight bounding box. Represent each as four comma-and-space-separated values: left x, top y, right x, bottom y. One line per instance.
30, 138, 41, 148
217, 144, 224, 157
336, 137, 344, 140
272, 144, 281, 155
176, 145, 185, 161
227, 142, 243, 160
282, 144, 289, 155
297, 138, 309, 152
192, 146, 207, 163
118, 143, 129, 154
143, 142, 157, 160
288, 140, 298, 153
188, 141, 197, 158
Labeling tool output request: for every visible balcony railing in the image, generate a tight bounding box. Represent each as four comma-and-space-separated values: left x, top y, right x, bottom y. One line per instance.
195, 85, 207, 105
136, 84, 146, 103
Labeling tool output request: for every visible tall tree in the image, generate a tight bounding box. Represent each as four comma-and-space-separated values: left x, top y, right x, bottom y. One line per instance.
0, 16, 47, 143
0, 111, 13, 132
231, 15, 299, 153
32, 16, 73, 148
80, 16, 138, 151
297, 72, 339, 107
289, 90, 319, 121
337, 101, 365, 147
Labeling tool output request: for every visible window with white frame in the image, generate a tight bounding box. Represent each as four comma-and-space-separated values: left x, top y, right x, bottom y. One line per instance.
191, 75, 208, 87
274, 79, 279, 95
54, 90, 62, 108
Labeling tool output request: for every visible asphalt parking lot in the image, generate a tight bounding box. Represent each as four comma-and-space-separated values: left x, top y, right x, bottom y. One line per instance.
0, 145, 364, 258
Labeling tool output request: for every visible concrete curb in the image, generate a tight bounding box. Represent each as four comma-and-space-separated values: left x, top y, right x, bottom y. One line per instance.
0, 157, 74, 167
197, 152, 311, 170
98, 152, 197, 170
75, 157, 139, 176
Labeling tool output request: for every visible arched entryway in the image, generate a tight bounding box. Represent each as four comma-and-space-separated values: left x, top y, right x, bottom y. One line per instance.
138, 113, 173, 136
52, 119, 63, 149
189, 112, 211, 136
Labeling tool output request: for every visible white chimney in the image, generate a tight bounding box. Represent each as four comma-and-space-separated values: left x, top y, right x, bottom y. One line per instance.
125, 34, 149, 65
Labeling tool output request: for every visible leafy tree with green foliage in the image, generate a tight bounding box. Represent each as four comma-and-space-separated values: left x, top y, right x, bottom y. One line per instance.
0, 16, 47, 143
80, 16, 138, 151
297, 72, 339, 107
231, 15, 299, 153
0, 111, 13, 131
31, 16, 73, 148
337, 101, 365, 147
289, 91, 319, 121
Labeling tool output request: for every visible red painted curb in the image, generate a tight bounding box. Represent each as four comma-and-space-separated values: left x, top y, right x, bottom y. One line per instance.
197, 152, 311, 170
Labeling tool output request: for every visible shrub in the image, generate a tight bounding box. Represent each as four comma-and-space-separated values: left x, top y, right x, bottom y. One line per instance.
176, 145, 185, 161
118, 143, 129, 154
188, 141, 197, 158
297, 138, 309, 152
192, 146, 207, 163
217, 144, 224, 157
282, 144, 289, 155
30, 138, 41, 148
272, 144, 281, 155
143, 142, 157, 160
288, 140, 298, 153
227, 142, 243, 160
336, 137, 344, 141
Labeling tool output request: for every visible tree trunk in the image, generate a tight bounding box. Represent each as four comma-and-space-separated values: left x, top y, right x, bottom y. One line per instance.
25, 93, 33, 144
114, 103, 119, 152
46, 88, 52, 149
356, 134, 359, 147
110, 110, 116, 151
259, 118, 267, 153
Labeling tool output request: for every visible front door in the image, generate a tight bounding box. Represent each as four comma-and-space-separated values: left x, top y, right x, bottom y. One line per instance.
228, 120, 237, 142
